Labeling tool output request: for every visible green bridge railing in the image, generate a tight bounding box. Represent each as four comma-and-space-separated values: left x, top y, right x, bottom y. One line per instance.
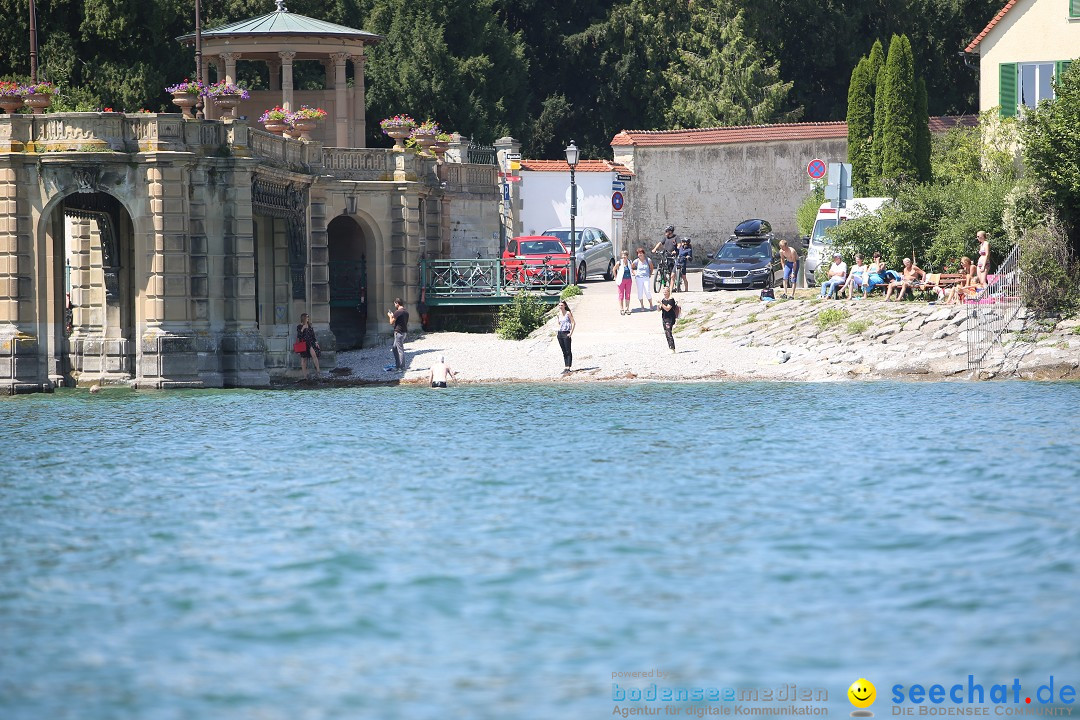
421, 257, 570, 305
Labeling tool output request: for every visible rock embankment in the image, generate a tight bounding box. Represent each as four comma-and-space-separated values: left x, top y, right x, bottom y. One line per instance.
322, 283, 1080, 385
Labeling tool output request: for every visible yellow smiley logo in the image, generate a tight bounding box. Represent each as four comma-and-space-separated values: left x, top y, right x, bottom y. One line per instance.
848, 678, 876, 709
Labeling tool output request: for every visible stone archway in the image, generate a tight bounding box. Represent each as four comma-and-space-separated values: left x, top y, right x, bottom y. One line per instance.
54, 192, 137, 385
327, 215, 370, 349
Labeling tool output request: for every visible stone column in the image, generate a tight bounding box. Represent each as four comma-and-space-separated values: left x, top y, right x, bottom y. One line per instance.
185, 164, 219, 387
267, 60, 281, 92
0, 161, 42, 394
307, 194, 335, 368
351, 52, 366, 147
279, 51, 296, 112
446, 133, 470, 164
321, 60, 334, 90
220, 162, 268, 387
327, 52, 349, 148
220, 52, 240, 85
141, 160, 201, 389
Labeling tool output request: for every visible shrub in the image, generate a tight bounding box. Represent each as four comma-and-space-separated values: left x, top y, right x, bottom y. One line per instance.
795, 182, 825, 237
847, 319, 870, 334
817, 308, 849, 329
559, 284, 583, 300
1019, 223, 1079, 317
495, 292, 548, 340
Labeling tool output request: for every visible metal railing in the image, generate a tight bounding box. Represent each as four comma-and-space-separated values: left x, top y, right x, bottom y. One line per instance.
966, 244, 1022, 373
467, 143, 497, 165
421, 257, 569, 301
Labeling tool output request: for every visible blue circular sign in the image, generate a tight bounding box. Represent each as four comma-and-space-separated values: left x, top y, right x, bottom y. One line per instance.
807, 159, 827, 180
611, 191, 624, 211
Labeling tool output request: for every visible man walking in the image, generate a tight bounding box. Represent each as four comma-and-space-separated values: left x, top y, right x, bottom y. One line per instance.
659, 287, 679, 353
385, 297, 409, 372
779, 239, 799, 298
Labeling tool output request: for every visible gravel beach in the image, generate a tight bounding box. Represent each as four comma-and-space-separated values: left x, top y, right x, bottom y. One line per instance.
320, 274, 1080, 386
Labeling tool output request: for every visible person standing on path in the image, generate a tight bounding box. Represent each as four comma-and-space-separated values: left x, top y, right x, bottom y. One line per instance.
556, 300, 575, 373
779, 239, 799, 298
295, 313, 321, 379
659, 287, 679, 353
632, 248, 654, 312
429, 355, 455, 388
386, 297, 409, 372
614, 249, 634, 315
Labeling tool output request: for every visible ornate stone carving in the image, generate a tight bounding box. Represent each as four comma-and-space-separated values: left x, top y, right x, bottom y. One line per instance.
278, 51, 297, 63
72, 167, 100, 194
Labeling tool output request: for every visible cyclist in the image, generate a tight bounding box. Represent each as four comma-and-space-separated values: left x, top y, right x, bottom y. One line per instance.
675, 238, 693, 292
652, 224, 680, 258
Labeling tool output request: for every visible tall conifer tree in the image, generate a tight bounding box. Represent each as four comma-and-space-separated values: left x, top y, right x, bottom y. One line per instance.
846, 56, 874, 195
880, 34, 918, 186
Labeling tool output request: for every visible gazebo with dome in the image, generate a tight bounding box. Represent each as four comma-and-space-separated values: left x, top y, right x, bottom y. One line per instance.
178, 0, 381, 147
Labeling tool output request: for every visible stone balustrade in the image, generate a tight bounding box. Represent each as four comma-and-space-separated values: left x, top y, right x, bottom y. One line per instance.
443, 162, 499, 193
0, 113, 243, 154
321, 147, 398, 180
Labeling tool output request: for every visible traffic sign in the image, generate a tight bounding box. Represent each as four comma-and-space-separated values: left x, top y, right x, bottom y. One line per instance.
825, 162, 853, 208
612, 210, 624, 219
505, 175, 521, 183
611, 180, 626, 191
807, 159, 827, 180
505, 152, 521, 160
611, 191, 625, 211
510, 160, 520, 171
616, 173, 633, 181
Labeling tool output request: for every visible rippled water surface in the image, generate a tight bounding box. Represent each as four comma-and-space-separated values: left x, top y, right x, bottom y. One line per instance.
2, 382, 1079, 720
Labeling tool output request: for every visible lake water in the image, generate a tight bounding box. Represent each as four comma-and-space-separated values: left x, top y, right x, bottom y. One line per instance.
2, 382, 1079, 720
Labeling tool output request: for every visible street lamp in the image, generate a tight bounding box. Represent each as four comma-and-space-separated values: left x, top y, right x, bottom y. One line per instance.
194, 0, 204, 119
565, 140, 579, 286
29, 0, 38, 83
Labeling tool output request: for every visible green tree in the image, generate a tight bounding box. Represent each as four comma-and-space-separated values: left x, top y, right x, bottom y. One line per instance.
880, 34, 918, 188
1020, 60, 1080, 246
663, 4, 798, 129
847, 56, 874, 195
914, 77, 932, 183
870, 64, 887, 192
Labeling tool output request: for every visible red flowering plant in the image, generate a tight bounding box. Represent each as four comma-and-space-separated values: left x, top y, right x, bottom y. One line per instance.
289, 105, 327, 121
411, 119, 440, 137
0, 80, 22, 97
379, 113, 416, 132
259, 106, 290, 124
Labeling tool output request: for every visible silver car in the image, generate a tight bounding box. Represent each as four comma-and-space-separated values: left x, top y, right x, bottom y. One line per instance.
542, 227, 616, 282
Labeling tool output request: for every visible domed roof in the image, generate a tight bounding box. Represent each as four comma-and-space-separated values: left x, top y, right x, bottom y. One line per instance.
178, 1, 381, 44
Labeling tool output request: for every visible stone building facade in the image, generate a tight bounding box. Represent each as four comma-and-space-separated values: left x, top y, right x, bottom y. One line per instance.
0, 113, 499, 394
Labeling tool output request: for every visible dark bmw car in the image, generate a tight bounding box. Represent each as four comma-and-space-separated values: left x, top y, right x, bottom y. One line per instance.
701, 219, 779, 291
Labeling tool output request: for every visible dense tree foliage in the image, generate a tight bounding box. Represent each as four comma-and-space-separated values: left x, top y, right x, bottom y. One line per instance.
0, 0, 1004, 157
846, 57, 874, 196
880, 34, 917, 187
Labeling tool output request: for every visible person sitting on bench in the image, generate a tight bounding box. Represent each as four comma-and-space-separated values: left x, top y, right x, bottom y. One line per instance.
884, 257, 925, 302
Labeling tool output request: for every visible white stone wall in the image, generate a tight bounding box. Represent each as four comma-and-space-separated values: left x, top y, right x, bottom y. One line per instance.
618, 138, 849, 254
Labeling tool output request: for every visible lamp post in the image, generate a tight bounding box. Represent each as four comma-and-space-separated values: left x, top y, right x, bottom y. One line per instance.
194, 0, 204, 119
565, 140, 579, 286
29, 0, 38, 83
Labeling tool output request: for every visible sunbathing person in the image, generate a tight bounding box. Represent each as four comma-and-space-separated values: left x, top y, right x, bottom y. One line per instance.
883, 257, 925, 301
943, 257, 982, 305
862, 252, 887, 298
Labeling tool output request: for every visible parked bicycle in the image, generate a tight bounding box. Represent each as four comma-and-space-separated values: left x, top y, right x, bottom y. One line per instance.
653, 252, 676, 294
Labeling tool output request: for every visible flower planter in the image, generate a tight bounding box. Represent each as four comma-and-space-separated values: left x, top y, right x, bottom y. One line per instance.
213, 93, 243, 118
292, 118, 319, 141
171, 93, 199, 119
383, 124, 413, 150
23, 95, 52, 114
263, 121, 288, 136
412, 132, 437, 156
433, 140, 450, 161
0, 97, 24, 114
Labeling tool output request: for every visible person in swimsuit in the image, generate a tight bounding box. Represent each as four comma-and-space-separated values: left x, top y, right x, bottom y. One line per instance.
556, 300, 575, 372
883, 257, 925, 301
614, 250, 634, 315
779, 239, 799, 298
976, 230, 991, 286
429, 355, 455, 388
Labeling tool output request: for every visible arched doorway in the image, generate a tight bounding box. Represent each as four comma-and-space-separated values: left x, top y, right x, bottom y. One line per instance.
54, 192, 136, 385
327, 216, 369, 349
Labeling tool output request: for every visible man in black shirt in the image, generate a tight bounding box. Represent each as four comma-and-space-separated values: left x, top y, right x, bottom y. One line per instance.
659, 287, 679, 353
652, 224, 679, 257
386, 297, 409, 371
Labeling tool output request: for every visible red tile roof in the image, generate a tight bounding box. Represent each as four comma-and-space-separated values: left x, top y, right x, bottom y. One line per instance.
609, 122, 848, 147
965, 0, 1018, 53
519, 159, 634, 174
609, 117, 978, 147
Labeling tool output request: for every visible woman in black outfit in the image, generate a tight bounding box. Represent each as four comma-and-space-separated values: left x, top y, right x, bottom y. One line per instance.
295, 313, 321, 378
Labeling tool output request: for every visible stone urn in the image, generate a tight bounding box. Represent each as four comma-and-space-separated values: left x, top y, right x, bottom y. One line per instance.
263, 121, 288, 136
213, 93, 243, 119
0, 96, 24, 114
22, 94, 52, 115
432, 139, 450, 161
412, 132, 437, 156
171, 92, 199, 119
291, 118, 318, 141
383, 124, 413, 150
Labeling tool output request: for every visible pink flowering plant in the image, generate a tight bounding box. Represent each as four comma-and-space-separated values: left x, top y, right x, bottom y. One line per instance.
259, 106, 290, 123
411, 119, 440, 136
205, 81, 250, 99
22, 81, 57, 96
290, 105, 327, 121
0, 80, 22, 97
166, 79, 204, 95
380, 114, 416, 132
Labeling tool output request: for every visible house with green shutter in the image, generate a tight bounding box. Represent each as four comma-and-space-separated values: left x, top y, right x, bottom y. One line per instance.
964, 0, 1078, 117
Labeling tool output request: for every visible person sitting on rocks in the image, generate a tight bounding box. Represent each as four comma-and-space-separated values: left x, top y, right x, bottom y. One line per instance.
884, 257, 925, 302
819, 253, 847, 299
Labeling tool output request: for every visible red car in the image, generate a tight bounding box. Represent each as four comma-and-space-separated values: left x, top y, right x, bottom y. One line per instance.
502, 235, 571, 284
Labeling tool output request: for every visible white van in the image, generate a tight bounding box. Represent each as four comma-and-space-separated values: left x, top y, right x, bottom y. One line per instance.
804, 197, 890, 275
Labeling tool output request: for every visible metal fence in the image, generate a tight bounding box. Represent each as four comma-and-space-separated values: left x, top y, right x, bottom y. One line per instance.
966, 244, 1022, 374
421, 257, 569, 303
466, 143, 497, 165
